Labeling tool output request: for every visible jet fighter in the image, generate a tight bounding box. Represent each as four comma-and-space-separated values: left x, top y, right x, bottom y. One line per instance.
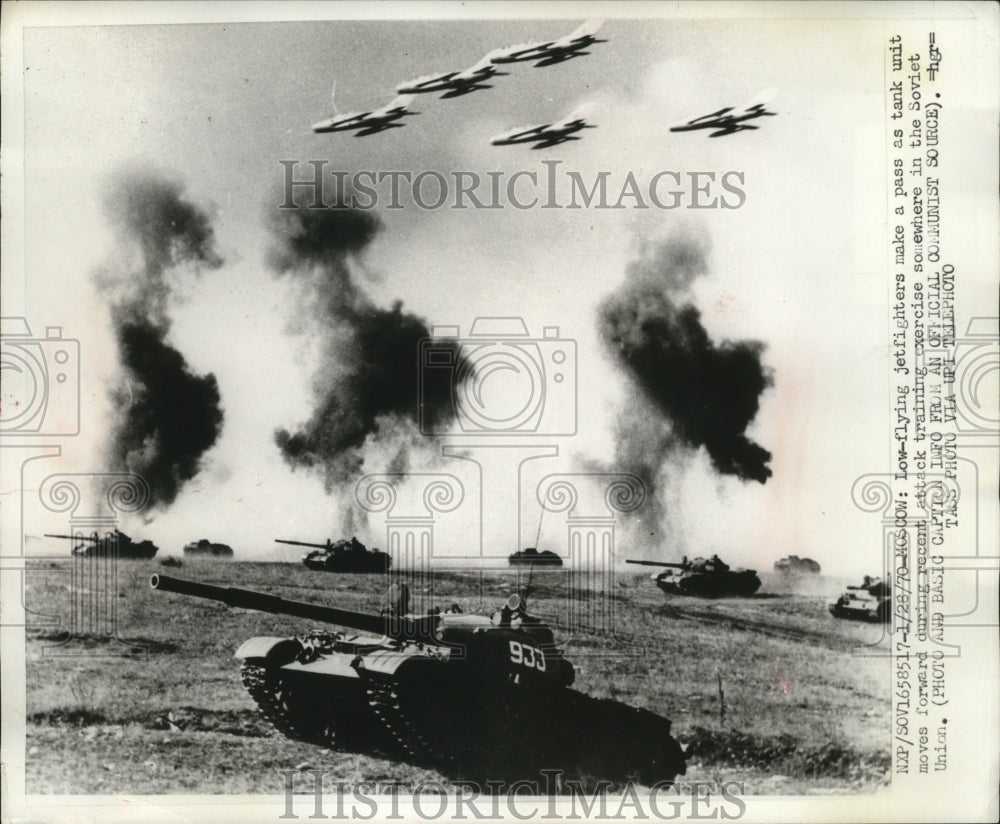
669, 94, 777, 137
396, 53, 509, 99
491, 107, 596, 149
491, 20, 606, 68
311, 94, 417, 136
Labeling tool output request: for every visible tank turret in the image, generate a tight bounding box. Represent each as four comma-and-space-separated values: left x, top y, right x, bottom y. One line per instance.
183, 539, 234, 558
774, 555, 821, 575
508, 546, 563, 567
275, 536, 391, 573
46, 530, 158, 559
626, 555, 760, 597
828, 575, 891, 622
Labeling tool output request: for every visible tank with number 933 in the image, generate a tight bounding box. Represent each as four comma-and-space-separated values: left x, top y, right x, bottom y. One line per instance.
149, 573, 686, 785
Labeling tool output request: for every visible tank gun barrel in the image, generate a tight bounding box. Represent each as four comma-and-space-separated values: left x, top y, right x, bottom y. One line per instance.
275, 539, 330, 549
45, 533, 99, 542
150, 574, 438, 641
625, 559, 685, 568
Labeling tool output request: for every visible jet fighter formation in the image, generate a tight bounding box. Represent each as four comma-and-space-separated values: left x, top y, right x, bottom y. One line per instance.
311, 20, 607, 147
309, 20, 777, 146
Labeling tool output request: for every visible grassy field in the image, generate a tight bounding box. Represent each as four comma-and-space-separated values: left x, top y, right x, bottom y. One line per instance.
24, 560, 890, 795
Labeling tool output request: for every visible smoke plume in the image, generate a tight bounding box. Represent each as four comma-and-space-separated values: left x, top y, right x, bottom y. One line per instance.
268, 200, 464, 491
109, 314, 224, 508
99, 170, 225, 510
598, 233, 773, 491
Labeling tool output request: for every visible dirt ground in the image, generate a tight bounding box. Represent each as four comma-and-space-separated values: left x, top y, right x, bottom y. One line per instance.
23, 560, 890, 795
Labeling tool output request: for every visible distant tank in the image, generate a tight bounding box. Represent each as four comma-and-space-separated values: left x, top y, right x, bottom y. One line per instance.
184, 539, 234, 558
774, 555, 821, 575
627, 555, 762, 597
276, 536, 391, 573
150, 573, 686, 784
46, 529, 158, 559
508, 547, 563, 567
828, 576, 891, 622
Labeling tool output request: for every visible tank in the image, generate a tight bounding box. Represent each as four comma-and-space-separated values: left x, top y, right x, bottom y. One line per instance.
828, 576, 891, 622
508, 547, 563, 567
774, 555, 821, 575
276, 536, 391, 573
150, 573, 686, 784
184, 538, 234, 558
46, 529, 158, 559
627, 555, 761, 597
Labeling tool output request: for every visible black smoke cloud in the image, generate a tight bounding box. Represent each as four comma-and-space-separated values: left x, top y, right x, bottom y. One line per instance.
268, 201, 463, 489
599, 234, 773, 487
99, 170, 225, 510
109, 315, 223, 509
100, 171, 223, 324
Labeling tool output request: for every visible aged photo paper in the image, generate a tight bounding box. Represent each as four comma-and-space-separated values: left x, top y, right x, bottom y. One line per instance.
2, 2, 997, 823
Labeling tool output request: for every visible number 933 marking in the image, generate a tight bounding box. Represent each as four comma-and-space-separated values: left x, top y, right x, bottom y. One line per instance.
508, 640, 546, 671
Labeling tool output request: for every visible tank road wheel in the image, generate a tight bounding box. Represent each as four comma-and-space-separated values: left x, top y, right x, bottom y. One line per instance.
240, 661, 339, 749
361, 668, 439, 766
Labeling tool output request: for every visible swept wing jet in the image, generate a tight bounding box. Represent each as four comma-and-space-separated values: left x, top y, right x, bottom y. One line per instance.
312, 94, 418, 136
396, 53, 509, 99
491, 20, 606, 67
491, 108, 596, 149
670, 94, 777, 137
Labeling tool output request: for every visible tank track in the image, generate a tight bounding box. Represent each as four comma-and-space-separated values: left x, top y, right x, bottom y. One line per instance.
241, 660, 439, 763
240, 662, 685, 784
360, 670, 439, 766
240, 661, 335, 748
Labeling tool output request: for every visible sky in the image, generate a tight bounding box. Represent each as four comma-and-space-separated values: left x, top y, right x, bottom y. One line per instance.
8, 8, 906, 574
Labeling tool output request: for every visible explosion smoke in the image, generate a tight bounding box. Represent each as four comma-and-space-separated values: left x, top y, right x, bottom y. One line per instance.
100, 170, 225, 510
109, 314, 223, 508
100, 171, 223, 324
599, 233, 773, 492
268, 200, 464, 492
